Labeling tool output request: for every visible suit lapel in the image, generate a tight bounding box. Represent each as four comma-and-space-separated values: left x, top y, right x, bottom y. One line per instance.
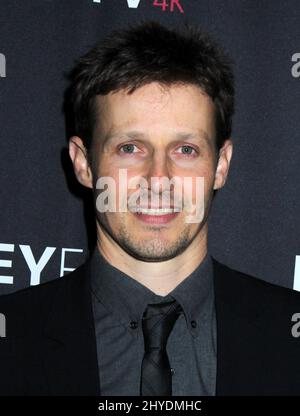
42, 259, 101, 395
212, 258, 273, 395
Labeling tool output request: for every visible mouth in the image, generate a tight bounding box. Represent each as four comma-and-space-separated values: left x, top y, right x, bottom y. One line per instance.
129, 207, 181, 224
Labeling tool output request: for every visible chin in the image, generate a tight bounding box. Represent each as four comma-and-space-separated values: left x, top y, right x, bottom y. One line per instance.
120, 237, 189, 263
123, 250, 179, 263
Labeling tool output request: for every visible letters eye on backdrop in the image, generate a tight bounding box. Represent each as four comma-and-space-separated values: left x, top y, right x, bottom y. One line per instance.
0, 0, 299, 295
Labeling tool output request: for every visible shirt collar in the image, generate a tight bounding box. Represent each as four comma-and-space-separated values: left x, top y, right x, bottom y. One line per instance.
90, 247, 214, 338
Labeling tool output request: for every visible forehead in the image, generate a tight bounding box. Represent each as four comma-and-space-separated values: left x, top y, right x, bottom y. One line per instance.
93, 82, 216, 139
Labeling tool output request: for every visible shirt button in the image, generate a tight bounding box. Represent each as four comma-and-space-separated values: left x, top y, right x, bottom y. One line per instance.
191, 320, 197, 328
129, 321, 138, 329
170, 368, 175, 375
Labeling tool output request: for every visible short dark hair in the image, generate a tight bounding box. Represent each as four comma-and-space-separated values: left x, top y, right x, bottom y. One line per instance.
67, 19, 234, 156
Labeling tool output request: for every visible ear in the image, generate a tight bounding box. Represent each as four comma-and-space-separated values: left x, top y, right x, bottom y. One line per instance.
68, 136, 93, 189
213, 139, 233, 190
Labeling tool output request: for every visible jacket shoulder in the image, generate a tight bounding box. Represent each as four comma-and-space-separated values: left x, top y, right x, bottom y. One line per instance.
0, 261, 88, 336
212, 257, 300, 310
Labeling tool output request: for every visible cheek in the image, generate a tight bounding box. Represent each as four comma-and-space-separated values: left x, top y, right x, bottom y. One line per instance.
203, 169, 216, 191
183, 164, 216, 192
95, 160, 118, 178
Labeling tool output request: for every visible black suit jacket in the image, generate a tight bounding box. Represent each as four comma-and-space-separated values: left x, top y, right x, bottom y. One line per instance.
0, 256, 300, 396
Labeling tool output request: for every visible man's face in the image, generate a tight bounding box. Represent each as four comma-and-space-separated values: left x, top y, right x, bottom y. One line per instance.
75, 82, 232, 262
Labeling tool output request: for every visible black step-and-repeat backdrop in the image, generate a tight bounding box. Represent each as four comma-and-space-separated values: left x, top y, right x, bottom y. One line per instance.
0, 0, 300, 295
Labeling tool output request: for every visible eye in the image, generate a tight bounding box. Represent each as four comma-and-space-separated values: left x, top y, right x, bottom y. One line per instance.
119, 144, 140, 154
175, 145, 198, 156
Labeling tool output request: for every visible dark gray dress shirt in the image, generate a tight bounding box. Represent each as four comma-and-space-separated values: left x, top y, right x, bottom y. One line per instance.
90, 247, 217, 396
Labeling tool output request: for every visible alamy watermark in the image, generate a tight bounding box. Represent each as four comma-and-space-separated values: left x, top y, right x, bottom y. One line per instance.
291, 313, 300, 338
291, 53, 300, 78
0, 313, 6, 338
95, 169, 206, 223
0, 53, 6, 78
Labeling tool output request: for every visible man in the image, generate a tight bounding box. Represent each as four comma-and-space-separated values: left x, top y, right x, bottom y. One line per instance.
1, 20, 300, 396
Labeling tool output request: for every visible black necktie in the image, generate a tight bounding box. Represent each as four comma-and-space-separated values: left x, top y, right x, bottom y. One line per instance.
140, 298, 183, 396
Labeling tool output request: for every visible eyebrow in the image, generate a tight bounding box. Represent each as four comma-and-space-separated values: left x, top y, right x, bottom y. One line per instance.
103, 129, 211, 145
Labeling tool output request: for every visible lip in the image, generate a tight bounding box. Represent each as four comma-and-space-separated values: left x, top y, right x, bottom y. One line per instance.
132, 211, 180, 224
128, 206, 182, 211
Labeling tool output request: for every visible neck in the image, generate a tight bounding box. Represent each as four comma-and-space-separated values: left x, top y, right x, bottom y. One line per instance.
95, 224, 208, 296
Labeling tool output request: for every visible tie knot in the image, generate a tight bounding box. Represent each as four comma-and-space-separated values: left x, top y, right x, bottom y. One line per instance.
141, 298, 182, 351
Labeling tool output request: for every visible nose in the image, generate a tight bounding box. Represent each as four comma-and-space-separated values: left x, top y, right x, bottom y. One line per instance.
145, 150, 171, 194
